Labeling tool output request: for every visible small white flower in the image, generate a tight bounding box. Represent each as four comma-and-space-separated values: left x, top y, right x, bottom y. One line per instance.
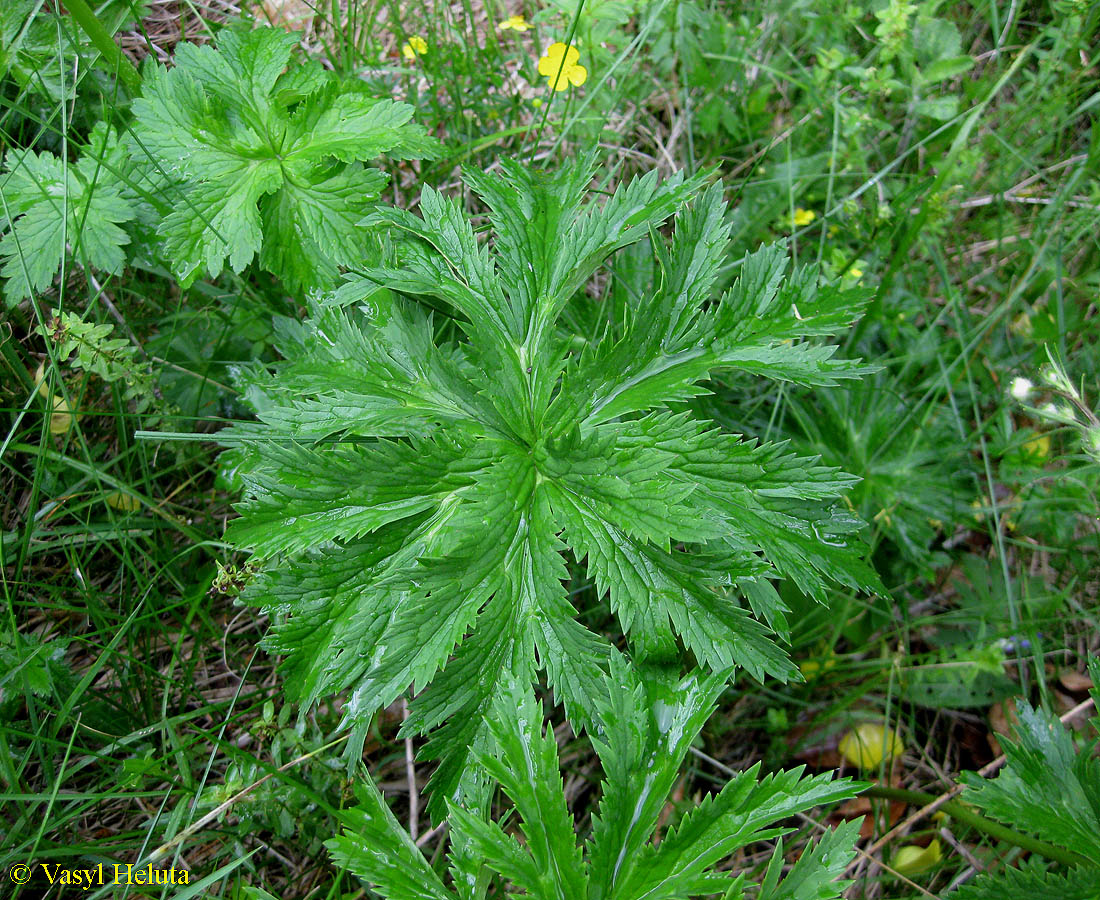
1010, 377, 1032, 401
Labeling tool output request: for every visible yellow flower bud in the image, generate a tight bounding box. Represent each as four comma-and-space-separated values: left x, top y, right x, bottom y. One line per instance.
105, 491, 141, 512
838, 722, 904, 769
48, 394, 74, 434
891, 839, 941, 876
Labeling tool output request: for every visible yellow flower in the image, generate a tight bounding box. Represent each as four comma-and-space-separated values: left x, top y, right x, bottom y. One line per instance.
849, 264, 863, 279
402, 36, 427, 60
793, 207, 816, 227
498, 14, 530, 31
891, 839, 942, 876
537, 42, 587, 91
838, 723, 904, 769
1023, 433, 1050, 460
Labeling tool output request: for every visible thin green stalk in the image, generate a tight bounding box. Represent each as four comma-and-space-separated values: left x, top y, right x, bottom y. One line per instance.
864, 784, 1093, 869
62, 0, 142, 95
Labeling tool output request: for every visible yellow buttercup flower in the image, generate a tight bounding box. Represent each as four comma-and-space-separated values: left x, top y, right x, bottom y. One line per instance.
498, 14, 530, 31
402, 36, 427, 60
538, 42, 587, 91
793, 207, 816, 227
849, 264, 863, 279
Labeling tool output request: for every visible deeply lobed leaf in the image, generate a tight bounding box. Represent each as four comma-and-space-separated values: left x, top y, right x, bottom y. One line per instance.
131, 27, 435, 290
329, 670, 861, 900
227, 157, 878, 813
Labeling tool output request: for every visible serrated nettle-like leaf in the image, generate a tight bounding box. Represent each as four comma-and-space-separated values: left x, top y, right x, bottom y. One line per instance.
946, 661, 1100, 900
228, 156, 877, 810
950, 858, 1100, 900
959, 664, 1100, 866
131, 27, 436, 291
329, 670, 860, 900
327, 772, 455, 900
756, 823, 863, 900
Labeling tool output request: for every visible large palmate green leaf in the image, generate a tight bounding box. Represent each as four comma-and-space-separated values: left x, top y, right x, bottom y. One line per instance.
225, 156, 879, 811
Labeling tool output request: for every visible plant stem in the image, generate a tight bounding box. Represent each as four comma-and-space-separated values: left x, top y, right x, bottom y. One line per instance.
864, 784, 1092, 868
63, 0, 143, 95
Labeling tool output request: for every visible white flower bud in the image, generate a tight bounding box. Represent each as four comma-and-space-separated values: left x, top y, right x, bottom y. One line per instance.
1010, 377, 1032, 401
1040, 363, 1073, 394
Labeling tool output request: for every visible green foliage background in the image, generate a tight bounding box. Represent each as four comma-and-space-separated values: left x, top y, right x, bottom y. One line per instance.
1, 0, 1098, 897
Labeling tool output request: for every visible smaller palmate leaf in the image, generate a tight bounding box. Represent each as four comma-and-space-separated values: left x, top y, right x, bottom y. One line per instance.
1, 142, 133, 303
607, 763, 859, 900
587, 659, 731, 900
132, 27, 435, 290
447, 679, 586, 900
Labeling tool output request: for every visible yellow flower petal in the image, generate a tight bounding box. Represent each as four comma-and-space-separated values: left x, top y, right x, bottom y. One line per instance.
800, 652, 836, 680
538, 42, 585, 91
793, 207, 816, 227
838, 723, 904, 769
1023, 433, 1050, 460
891, 839, 942, 876
402, 35, 427, 59
499, 14, 530, 30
